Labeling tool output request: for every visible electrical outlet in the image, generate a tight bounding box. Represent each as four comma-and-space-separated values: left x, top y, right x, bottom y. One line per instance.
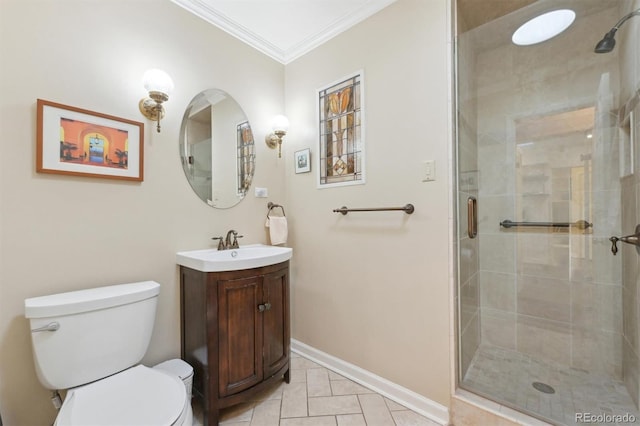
255, 187, 268, 198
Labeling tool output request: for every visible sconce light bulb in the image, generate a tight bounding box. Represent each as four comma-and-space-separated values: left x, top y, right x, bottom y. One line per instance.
142, 68, 174, 98
271, 115, 289, 133
265, 115, 288, 157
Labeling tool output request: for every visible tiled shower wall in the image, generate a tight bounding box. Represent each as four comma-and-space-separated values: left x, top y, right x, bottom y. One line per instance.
621, 99, 640, 405
620, 0, 640, 405
458, 2, 628, 383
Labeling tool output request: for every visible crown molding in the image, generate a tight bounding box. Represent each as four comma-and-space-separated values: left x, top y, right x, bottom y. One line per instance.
281, 0, 397, 63
171, 0, 397, 64
171, 0, 287, 63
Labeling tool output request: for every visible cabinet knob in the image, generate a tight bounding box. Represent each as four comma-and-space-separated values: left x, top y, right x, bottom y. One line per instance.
258, 303, 272, 312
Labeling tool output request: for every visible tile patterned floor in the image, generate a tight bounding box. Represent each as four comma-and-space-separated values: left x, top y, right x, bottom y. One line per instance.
195, 352, 441, 426
461, 345, 640, 426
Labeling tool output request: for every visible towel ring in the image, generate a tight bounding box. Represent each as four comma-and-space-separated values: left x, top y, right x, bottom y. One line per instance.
267, 202, 286, 218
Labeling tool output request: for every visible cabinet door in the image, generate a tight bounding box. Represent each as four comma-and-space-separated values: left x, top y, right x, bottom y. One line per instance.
217, 276, 264, 397
262, 268, 290, 378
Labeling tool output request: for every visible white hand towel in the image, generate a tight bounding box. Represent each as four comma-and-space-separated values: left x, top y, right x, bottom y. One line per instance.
265, 216, 288, 245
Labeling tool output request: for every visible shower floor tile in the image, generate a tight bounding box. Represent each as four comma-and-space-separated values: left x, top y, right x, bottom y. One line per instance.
462, 345, 640, 425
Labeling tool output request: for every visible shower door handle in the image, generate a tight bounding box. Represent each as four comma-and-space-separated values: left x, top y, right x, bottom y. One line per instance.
467, 197, 477, 239
610, 224, 640, 255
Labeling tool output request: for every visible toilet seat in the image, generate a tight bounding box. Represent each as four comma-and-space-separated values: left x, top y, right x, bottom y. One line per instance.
55, 365, 188, 426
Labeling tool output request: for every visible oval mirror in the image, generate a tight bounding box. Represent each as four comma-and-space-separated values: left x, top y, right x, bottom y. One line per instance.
180, 89, 255, 208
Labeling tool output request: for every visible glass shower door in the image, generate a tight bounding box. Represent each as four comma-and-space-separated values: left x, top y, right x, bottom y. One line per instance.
456, 1, 640, 424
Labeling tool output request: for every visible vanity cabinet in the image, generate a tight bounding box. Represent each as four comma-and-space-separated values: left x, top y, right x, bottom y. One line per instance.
180, 261, 290, 425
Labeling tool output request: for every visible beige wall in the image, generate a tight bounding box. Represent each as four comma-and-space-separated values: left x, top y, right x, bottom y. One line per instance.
0, 1, 285, 424
283, 0, 452, 407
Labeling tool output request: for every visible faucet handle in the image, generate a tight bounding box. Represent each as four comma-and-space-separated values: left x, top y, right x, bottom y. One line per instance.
212, 236, 225, 250
232, 234, 243, 249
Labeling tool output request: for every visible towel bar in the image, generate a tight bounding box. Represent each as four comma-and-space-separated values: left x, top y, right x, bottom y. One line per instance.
267, 202, 286, 217
500, 219, 592, 229
333, 204, 415, 215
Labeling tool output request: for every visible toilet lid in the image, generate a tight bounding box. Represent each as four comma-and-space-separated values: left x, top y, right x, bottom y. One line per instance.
56, 365, 186, 426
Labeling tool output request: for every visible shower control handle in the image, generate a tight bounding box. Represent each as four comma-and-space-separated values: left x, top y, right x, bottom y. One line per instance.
610, 224, 640, 255
610, 236, 619, 255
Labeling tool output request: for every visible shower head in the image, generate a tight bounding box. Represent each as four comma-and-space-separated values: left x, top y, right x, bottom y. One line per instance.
594, 29, 617, 53
594, 8, 640, 53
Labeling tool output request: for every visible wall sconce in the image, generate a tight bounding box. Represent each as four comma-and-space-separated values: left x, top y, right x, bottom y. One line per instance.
139, 69, 174, 133
265, 115, 289, 158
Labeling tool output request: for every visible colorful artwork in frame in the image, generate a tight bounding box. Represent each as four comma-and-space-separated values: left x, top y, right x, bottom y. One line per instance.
317, 70, 365, 188
37, 99, 144, 181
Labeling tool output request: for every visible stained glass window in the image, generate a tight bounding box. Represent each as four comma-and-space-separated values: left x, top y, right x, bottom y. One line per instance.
318, 72, 364, 187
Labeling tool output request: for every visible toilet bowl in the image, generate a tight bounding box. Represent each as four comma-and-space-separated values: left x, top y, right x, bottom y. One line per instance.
56, 365, 192, 426
24, 281, 192, 426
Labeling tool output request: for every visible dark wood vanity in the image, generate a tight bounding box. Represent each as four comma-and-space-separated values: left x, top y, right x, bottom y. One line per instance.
180, 261, 290, 425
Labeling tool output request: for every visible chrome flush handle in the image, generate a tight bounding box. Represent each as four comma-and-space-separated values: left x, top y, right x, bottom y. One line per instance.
31, 321, 60, 333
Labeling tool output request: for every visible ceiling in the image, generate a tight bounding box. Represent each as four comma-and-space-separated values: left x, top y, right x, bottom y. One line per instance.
170, 0, 398, 64
171, 1, 616, 63
456, 0, 536, 33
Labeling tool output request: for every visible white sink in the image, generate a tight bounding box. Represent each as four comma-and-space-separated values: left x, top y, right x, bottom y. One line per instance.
176, 244, 292, 272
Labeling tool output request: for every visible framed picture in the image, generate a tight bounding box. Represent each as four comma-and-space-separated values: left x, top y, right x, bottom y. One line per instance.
317, 70, 365, 188
37, 99, 144, 181
295, 148, 311, 174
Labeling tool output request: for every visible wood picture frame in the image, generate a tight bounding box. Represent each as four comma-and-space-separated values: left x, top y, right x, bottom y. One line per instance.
37, 99, 144, 181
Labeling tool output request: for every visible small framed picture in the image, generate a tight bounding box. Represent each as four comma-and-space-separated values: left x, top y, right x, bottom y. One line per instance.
37, 99, 144, 181
295, 148, 311, 174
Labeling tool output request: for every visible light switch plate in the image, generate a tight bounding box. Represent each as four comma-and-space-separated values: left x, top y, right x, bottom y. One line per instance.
422, 160, 436, 182
255, 187, 268, 197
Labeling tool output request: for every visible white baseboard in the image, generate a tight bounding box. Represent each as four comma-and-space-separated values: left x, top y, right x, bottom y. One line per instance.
291, 339, 450, 425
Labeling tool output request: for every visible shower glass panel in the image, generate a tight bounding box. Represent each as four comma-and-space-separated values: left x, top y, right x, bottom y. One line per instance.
456, 0, 640, 424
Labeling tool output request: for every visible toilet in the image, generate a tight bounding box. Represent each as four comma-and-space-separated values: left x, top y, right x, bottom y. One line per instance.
24, 281, 193, 426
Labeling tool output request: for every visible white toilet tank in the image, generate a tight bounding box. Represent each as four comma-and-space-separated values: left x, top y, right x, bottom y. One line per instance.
24, 281, 160, 390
